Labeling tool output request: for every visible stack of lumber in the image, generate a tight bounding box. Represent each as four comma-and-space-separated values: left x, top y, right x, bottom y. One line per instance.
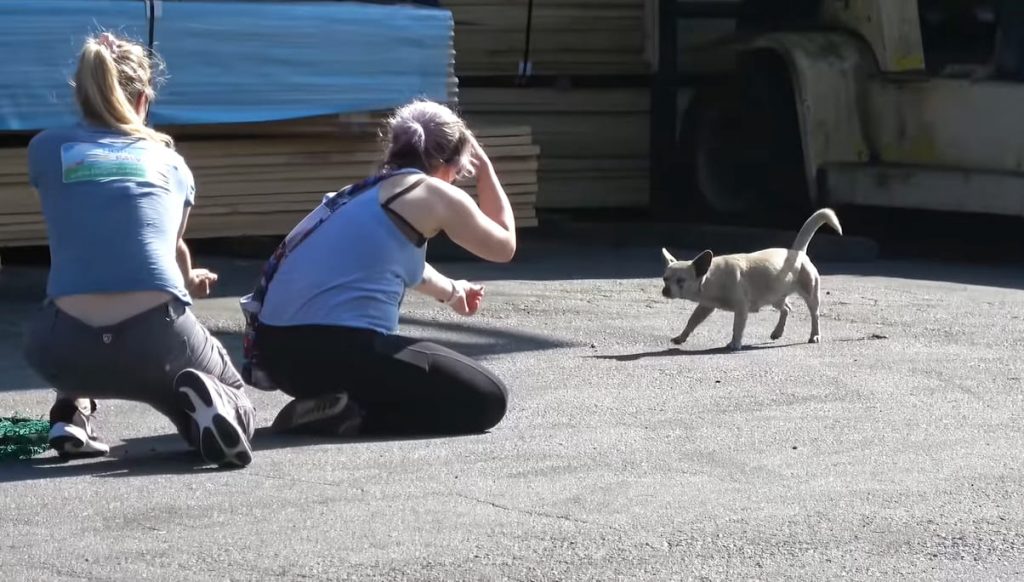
448, 1, 654, 211
0, 125, 539, 248
458, 87, 649, 208
177, 126, 540, 237
447, 0, 652, 76
0, 147, 38, 247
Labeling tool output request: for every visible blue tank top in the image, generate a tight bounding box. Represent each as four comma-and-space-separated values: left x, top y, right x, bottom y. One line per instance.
27, 124, 195, 304
258, 172, 428, 334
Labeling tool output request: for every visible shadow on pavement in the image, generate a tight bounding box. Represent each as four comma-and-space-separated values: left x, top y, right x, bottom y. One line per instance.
0, 313, 572, 396
0, 348, 46, 394
0, 444, 212, 481
591, 334, 890, 361
249, 426, 462, 453
588, 343, 803, 361
822, 261, 1024, 291
206, 315, 576, 364
0, 427, 472, 483
399, 315, 579, 358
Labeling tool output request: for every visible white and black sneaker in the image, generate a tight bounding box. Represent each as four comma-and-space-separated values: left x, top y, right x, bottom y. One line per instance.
271, 393, 363, 436
49, 398, 110, 459
175, 369, 254, 468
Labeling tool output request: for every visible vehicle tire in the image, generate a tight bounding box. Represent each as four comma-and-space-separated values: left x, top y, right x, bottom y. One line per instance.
677, 50, 811, 225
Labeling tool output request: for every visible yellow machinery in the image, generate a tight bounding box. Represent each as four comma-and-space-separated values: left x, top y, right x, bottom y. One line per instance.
652, 0, 1024, 219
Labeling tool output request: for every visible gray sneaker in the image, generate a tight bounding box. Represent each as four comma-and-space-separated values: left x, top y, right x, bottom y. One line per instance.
176, 369, 254, 468
48, 398, 110, 459
271, 394, 363, 436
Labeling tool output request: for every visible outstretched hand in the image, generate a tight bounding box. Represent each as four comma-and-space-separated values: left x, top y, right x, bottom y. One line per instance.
187, 268, 219, 298
449, 279, 485, 316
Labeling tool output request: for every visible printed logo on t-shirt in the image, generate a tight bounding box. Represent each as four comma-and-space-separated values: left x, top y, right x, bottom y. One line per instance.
60, 142, 149, 183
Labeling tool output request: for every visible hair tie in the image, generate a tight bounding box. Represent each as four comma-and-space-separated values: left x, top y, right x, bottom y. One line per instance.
97, 32, 118, 52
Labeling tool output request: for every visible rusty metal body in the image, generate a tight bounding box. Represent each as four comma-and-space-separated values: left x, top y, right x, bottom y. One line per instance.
672, 0, 1024, 217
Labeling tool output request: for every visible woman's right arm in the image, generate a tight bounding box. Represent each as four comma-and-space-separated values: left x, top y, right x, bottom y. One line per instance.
470, 140, 515, 239
437, 141, 517, 263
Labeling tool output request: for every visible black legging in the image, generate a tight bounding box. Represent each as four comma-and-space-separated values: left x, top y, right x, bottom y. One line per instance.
254, 323, 508, 435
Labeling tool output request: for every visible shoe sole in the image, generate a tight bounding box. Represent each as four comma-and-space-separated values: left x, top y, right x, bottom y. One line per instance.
51, 437, 109, 460
176, 370, 253, 468
49, 423, 109, 460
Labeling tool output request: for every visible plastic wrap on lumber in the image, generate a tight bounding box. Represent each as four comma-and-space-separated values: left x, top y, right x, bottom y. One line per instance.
152, 1, 453, 125
0, 0, 454, 131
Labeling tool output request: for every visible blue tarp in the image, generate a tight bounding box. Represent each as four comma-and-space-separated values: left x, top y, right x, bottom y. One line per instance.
0, 0, 453, 131
0, 1, 147, 131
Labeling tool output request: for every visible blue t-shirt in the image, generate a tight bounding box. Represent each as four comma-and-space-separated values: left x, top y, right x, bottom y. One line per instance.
28, 124, 195, 304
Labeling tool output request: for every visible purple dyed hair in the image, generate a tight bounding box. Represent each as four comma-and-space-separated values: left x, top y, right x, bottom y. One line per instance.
381, 100, 475, 179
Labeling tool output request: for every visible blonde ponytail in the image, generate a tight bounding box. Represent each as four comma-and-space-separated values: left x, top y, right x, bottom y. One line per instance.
73, 33, 174, 148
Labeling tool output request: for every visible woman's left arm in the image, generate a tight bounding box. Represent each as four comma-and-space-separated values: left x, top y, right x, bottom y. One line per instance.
414, 262, 484, 316
415, 262, 457, 302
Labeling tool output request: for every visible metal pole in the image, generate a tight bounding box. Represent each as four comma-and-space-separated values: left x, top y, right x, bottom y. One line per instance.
650, 0, 680, 216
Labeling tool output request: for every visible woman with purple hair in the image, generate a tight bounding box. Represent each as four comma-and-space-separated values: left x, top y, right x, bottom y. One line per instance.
251, 100, 516, 437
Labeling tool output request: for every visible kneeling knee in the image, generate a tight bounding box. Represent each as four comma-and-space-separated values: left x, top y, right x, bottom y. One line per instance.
461, 378, 508, 434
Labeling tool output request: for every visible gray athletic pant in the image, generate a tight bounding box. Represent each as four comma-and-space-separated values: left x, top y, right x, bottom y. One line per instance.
23, 299, 255, 444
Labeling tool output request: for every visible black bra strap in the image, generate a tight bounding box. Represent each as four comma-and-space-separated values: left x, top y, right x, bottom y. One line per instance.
384, 207, 428, 247
382, 177, 428, 207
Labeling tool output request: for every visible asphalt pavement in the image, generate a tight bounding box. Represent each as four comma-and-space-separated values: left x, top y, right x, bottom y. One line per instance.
0, 236, 1022, 581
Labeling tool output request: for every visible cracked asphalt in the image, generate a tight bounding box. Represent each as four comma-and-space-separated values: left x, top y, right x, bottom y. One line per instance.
1, 238, 1022, 581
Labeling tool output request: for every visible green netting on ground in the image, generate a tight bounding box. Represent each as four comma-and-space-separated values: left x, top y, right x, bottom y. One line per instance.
0, 417, 50, 461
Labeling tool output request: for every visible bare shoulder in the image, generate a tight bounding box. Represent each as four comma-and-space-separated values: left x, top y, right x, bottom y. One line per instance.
424, 176, 473, 203
378, 174, 462, 201
413, 177, 478, 216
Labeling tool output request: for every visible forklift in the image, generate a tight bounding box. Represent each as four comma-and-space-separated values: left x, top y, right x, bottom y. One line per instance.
651, 0, 1024, 221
